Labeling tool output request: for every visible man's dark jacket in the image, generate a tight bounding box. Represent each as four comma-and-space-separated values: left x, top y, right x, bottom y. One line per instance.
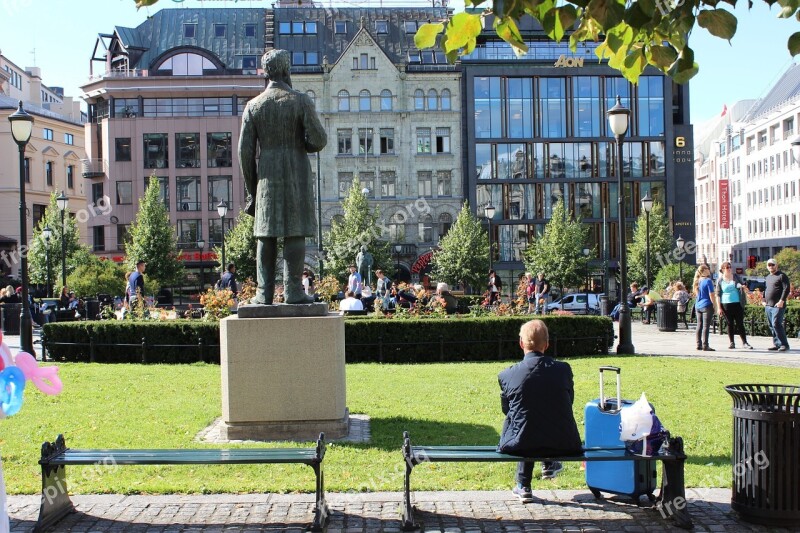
497, 352, 582, 456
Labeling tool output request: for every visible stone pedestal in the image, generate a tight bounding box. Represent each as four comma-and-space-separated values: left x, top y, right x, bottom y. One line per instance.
220, 311, 348, 441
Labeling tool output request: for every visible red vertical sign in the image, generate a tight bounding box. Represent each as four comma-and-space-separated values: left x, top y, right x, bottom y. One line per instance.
719, 180, 730, 229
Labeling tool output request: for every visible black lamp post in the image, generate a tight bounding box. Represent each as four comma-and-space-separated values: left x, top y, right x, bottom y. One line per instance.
583, 247, 591, 314
607, 95, 634, 354
641, 193, 653, 289
43, 226, 52, 298
676, 235, 685, 281
8, 101, 35, 355
56, 190, 68, 289
394, 244, 402, 279
197, 238, 206, 294
484, 203, 496, 270
217, 200, 228, 274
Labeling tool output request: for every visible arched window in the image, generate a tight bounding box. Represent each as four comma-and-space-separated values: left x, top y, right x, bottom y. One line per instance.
338, 90, 350, 112
380, 89, 393, 111
441, 89, 451, 110
438, 213, 453, 238
427, 89, 438, 110
359, 90, 371, 111
389, 212, 406, 241
414, 89, 424, 110
155, 52, 217, 75
418, 214, 433, 243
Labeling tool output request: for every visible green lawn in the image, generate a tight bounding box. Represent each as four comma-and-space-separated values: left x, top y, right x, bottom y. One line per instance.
2, 357, 798, 495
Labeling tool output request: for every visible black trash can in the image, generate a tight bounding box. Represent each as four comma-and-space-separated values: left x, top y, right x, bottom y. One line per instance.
1, 303, 21, 335
725, 384, 800, 527
599, 295, 609, 316
86, 299, 100, 320
656, 300, 678, 332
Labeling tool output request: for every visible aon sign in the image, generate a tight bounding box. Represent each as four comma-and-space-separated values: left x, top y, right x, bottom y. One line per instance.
553, 55, 584, 67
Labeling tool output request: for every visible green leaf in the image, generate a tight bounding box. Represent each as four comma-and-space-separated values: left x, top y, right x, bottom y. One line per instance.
444, 13, 482, 54
789, 32, 800, 55
558, 5, 579, 33
637, 0, 657, 17
134, 0, 159, 8
624, 2, 653, 28
542, 8, 566, 41
495, 17, 529, 52
697, 8, 738, 40
414, 23, 444, 50
649, 44, 678, 68
587, 0, 625, 31
621, 46, 647, 82
668, 46, 699, 84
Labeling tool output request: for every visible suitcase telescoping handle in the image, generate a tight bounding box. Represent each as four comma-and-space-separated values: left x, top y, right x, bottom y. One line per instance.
599, 366, 621, 413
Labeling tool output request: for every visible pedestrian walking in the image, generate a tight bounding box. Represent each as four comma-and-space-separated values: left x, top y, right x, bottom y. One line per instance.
715, 261, 752, 349
763, 258, 791, 352
692, 264, 717, 351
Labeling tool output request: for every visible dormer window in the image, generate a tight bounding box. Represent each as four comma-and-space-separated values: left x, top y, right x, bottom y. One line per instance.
184, 24, 197, 38
376, 20, 388, 33
404, 21, 418, 33
335, 20, 347, 34
244, 24, 256, 37
243, 56, 258, 74
156, 52, 218, 75
214, 24, 227, 38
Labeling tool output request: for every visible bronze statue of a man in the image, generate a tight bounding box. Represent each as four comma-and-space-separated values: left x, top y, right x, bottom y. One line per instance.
239, 49, 327, 304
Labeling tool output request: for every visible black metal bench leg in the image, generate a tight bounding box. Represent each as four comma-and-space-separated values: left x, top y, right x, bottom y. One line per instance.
656, 437, 692, 529
35, 436, 74, 533
309, 463, 329, 532
401, 432, 420, 531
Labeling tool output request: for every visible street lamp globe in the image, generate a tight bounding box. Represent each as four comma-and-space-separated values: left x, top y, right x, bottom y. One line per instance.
484, 203, 496, 220
57, 190, 69, 212
395, 244, 402, 254
583, 247, 590, 257
8, 101, 34, 145
197, 238, 205, 249
361, 187, 370, 196
607, 96, 630, 138
676, 235, 685, 252
216, 200, 228, 219
43, 226, 53, 244
641, 193, 653, 213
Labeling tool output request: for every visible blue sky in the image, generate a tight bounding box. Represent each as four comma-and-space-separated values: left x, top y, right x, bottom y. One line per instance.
1, 0, 796, 124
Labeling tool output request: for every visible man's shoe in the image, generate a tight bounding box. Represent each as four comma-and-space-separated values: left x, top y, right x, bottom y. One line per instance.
729, 343, 736, 349
696, 345, 703, 351
743, 343, 753, 349
778, 346, 789, 352
512, 484, 533, 503
703, 346, 715, 352
768, 346, 780, 351
541, 462, 564, 480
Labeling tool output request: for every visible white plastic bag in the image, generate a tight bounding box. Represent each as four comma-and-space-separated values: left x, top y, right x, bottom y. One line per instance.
619, 392, 653, 442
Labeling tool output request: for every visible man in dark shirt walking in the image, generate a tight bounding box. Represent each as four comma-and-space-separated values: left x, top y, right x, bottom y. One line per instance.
763, 258, 791, 351
128, 261, 146, 303
220, 263, 238, 295
533, 273, 550, 315
497, 319, 582, 502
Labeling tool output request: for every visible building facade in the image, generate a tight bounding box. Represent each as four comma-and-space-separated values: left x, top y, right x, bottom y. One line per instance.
694, 65, 800, 274
81, 8, 267, 289
460, 16, 694, 295
0, 53, 87, 279
83, 6, 462, 285
273, 6, 462, 281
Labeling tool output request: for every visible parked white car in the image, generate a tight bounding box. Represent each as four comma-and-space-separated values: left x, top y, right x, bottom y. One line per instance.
547, 293, 603, 314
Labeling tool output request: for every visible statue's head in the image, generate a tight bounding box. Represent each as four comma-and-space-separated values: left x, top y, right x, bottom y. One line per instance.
261, 49, 291, 82
361, 245, 367, 252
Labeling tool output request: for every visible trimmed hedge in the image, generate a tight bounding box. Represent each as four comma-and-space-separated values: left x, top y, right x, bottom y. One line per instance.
43, 315, 614, 364
43, 321, 221, 364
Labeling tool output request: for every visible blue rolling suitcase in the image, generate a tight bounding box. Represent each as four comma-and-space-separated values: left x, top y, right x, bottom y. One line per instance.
584, 366, 656, 500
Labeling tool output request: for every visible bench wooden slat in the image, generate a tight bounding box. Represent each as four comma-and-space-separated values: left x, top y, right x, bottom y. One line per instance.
409, 445, 674, 463
48, 448, 318, 465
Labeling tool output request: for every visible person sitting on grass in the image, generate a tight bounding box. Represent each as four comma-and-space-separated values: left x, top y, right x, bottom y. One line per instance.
430, 282, 458, 314
497, 319, 582, 503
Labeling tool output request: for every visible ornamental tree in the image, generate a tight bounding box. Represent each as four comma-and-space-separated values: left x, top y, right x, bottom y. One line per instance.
627, 201, 676, 287
214, 209, 257, 282
431, 202, 489, 291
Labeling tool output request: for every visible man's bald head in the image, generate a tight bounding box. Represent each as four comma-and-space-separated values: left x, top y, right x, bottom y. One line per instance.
519, 319, 549, 353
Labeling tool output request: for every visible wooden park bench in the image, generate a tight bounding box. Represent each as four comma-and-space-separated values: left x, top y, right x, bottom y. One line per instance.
400, 431, 692, 531
35, 433, 329, 532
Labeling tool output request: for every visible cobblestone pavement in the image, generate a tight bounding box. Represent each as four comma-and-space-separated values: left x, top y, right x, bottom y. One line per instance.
7, 489, 797, 532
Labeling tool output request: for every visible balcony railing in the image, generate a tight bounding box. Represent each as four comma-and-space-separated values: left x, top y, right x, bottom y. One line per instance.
81, 159, 106, 179
88, 69, 148, 83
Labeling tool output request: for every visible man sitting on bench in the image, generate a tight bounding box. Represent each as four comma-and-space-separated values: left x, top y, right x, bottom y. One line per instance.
498, 319, 583, 503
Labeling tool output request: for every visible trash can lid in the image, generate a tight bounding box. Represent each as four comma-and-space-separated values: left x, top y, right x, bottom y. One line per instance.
725, 384, 800, 411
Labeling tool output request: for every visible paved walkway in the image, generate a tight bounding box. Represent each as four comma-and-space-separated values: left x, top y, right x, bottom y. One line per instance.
3, 324, 798, 531
6, 489, 795, 532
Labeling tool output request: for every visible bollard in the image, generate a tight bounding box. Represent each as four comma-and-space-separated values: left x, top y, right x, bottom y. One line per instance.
89, 337, 96, 363
198, 337, 204, 363
141, 337, 147, 364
